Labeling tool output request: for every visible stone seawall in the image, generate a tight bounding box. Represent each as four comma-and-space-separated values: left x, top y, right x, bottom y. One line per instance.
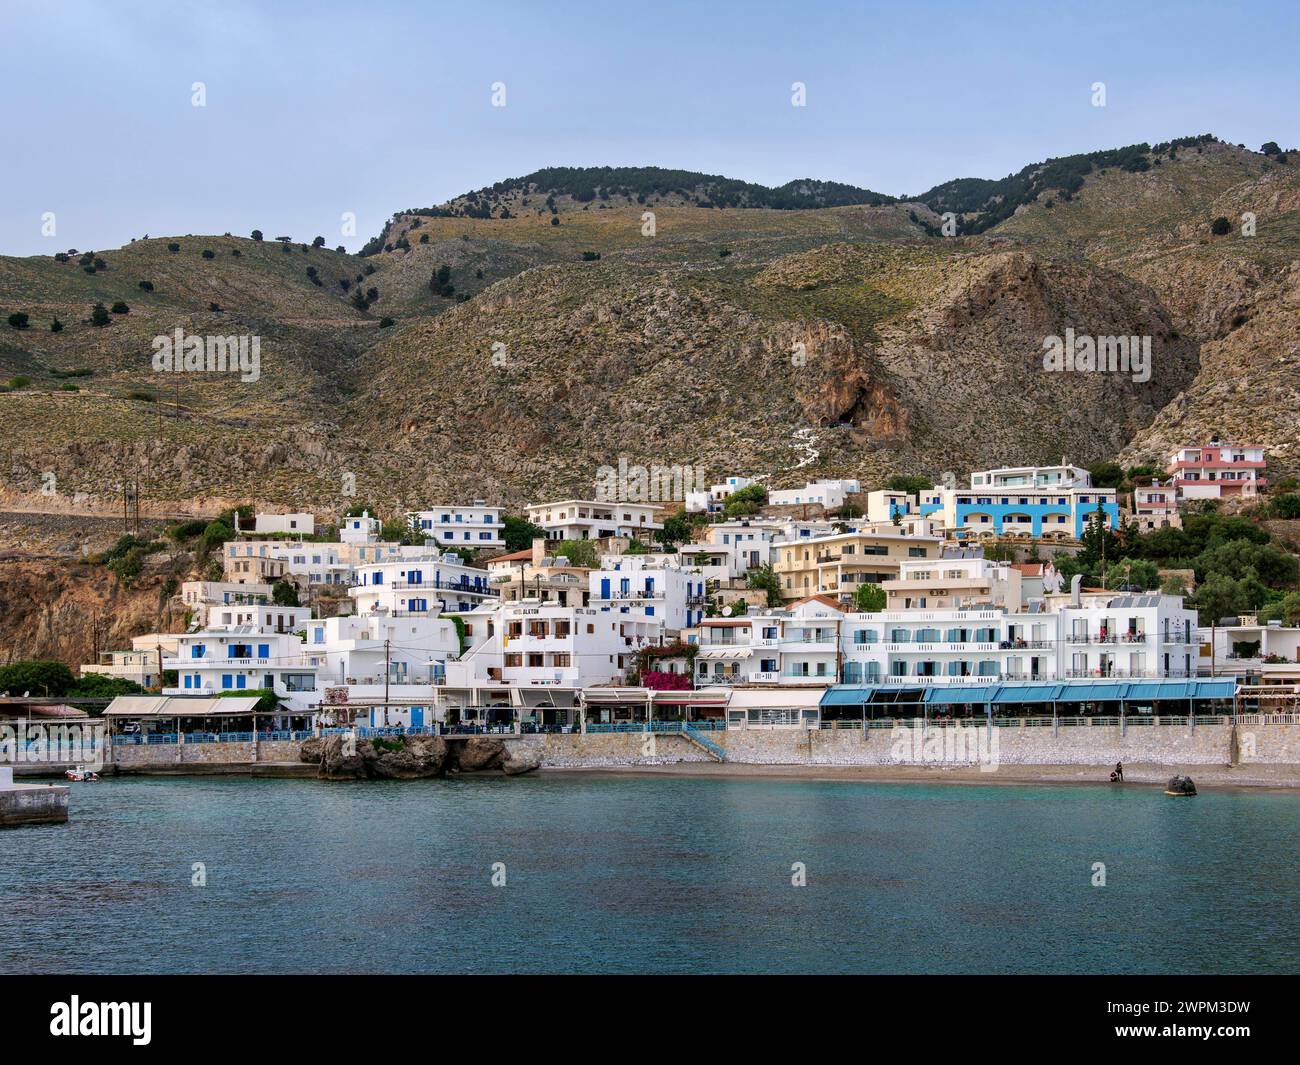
111, 740, 302, 770
103, 724, 1300, 776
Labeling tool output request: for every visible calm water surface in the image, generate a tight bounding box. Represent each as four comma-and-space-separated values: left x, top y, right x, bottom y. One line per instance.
2, 774, 1298, 974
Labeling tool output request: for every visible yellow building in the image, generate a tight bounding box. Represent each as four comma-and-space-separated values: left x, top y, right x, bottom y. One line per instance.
773, 528, 943, 604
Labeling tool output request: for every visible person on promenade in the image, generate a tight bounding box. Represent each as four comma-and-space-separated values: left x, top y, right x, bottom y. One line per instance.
1114, 761, 1124, 782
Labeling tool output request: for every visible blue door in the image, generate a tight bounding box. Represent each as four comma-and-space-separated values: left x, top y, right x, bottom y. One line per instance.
411, 707, 425, 727
600, 578, 611, 599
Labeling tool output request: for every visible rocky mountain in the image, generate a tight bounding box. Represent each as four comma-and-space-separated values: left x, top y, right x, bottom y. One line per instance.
1, 135, 1298, 521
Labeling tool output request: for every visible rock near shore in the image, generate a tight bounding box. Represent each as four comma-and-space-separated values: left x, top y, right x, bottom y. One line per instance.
451, 737, 506, 772
304, 733, 449, 780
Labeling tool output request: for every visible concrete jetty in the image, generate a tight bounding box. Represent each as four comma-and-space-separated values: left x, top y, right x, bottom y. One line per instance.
0, 765, 69, 827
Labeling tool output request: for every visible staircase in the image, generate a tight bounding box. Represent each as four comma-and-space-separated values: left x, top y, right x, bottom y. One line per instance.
680, 723, 726, 762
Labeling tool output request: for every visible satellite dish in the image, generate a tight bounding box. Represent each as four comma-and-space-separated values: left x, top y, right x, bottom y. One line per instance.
721, 606, 733, 617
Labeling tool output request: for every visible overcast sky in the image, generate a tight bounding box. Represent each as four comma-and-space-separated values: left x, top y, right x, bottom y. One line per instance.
2, 0, 1297, 256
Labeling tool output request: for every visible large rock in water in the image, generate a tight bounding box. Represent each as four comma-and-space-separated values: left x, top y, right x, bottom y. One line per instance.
318, 733, 369, 780
1165, 775, 1198, 796
502, 749, 541, 776
299, 737, 324, 764
369, 735, 448, 779
314, 733, 449, 779
454, 737, 506, 771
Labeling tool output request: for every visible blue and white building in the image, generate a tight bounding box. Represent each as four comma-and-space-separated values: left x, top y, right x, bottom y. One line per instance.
408, 502, 505, 549
589, 556, 708, 633
868, 463, 1119, 541
349, 552, 499, 616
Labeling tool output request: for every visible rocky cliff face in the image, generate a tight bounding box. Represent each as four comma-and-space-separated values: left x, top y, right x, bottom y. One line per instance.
1, 139, 1298, 518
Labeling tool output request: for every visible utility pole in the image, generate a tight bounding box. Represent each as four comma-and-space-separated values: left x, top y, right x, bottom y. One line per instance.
383, 637, 391, 726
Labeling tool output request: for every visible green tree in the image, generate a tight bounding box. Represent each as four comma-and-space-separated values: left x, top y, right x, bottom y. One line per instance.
723, 484, 767, 518
0, 660, 77, 696
1191, 572, 1267, 625
90, 302, 111, 326
1076, 506, 1120, 570
656, 508, 692, 547
7, 312, 29, 329
852, 583, 886, 612
1102, 558, 1159, 590
1085, 461, 1126, 489
1194, 539, 1299, 589
502, 515, 546, 552
552, 540, 597, 567
1210, 216, 1232, 235
1258, 592, 1300, 627
251, 229, 263, 241
885, 474, 933, 494
746, 563, 783, 608
271, 579, 300, 606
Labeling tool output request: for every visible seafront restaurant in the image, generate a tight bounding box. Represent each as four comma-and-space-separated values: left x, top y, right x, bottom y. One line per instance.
103, 695, 315, 743
581, 686, 730, 731
815, 679, 1238, 728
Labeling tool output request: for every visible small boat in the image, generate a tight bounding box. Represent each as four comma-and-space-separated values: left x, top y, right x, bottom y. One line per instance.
64, 765, 100, 782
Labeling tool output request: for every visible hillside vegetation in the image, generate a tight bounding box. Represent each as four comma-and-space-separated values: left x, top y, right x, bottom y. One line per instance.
2, 135, 1298, 517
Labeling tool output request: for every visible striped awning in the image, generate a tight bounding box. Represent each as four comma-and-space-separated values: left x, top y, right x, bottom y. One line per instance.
696, 647, 751, 661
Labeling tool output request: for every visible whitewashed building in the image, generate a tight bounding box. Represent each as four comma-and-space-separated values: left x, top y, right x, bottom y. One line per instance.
349, 553, 498, 616
408, 502, 505, 548
589, 556, 707, 632
769, 478, 861, 510
251, 511, 315, 536
524, 499, 663, 541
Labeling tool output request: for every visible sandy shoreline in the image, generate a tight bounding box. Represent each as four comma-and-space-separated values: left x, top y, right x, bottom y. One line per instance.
542, 761, 1300, 792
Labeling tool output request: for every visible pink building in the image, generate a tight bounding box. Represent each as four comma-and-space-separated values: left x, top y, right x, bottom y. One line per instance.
1167, 441, 1267, 501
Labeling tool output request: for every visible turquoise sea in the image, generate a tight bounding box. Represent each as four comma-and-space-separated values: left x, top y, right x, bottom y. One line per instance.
2, 774, 1298, 974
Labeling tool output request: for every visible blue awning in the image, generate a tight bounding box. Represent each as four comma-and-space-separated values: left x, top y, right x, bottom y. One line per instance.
1193, 679, 1237, 699
1055, 681, 1130, 703
991, 683, 1063, 704
821, 687, 878, 706
1124, 681, 1191, 701
925, 686, 999, 705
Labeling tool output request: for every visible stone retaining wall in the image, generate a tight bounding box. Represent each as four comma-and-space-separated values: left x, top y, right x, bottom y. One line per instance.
111, 740, 302, 769
104, 724, 1300, 772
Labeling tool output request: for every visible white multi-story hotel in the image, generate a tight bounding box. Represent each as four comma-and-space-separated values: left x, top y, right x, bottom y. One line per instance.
694, 597, 845, 687
684, 519, 784, 578
524, 499, 663, 541
349, 552, 498, 616
164, 608, 318, 713
867, 463, 1120, 541
408, 502, 505, 548
589, 556, 707, 632
446, 600, 662, 692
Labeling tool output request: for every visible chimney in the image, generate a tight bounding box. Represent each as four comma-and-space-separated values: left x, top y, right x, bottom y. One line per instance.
531, 537, 545, 566
1070, 573, 1082, 607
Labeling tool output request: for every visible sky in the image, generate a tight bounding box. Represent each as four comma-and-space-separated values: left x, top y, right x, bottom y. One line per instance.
2, 0, 1297, 256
